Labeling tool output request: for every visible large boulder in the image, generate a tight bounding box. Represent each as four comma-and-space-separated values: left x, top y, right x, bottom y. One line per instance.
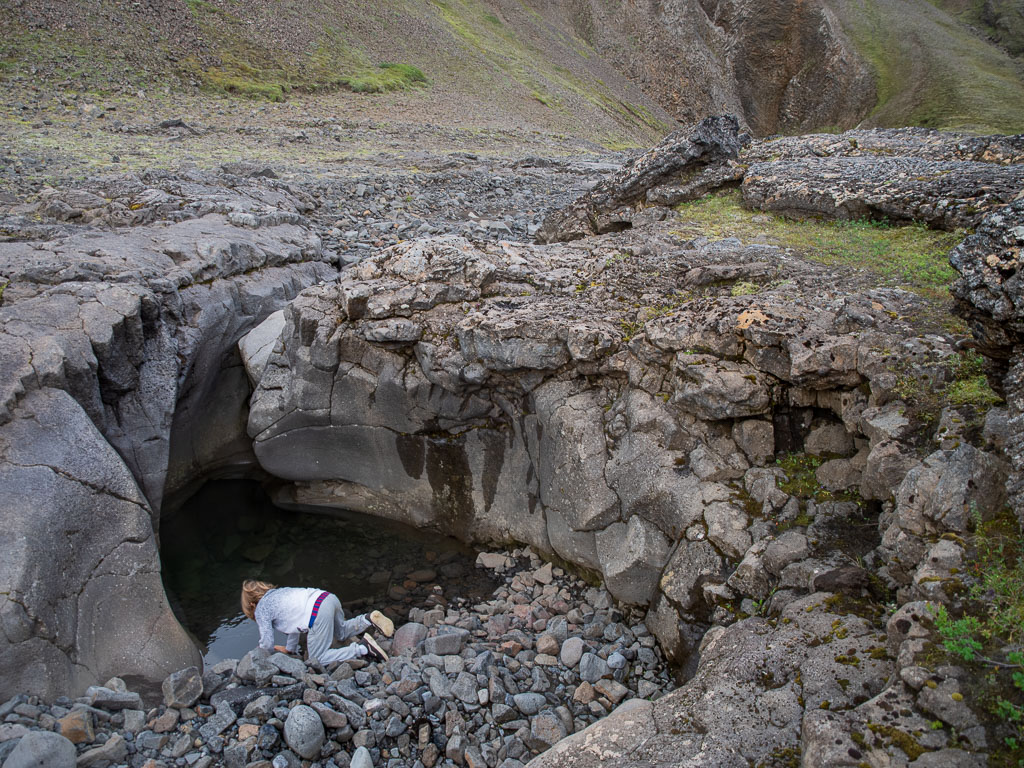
284, 704, 326, 760
2, 730, 76, 768
536, 115, 745, 243
0, 388, 201, 698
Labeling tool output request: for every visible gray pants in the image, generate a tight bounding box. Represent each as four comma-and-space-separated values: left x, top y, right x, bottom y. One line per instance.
307, 594, 371, 664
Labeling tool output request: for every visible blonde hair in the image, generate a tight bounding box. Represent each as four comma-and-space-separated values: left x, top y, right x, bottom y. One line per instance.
240, 579, 276, 619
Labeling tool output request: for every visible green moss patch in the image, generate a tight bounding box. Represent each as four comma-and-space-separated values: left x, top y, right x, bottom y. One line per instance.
891, 349, 1003, 427
866, 723, 930, 760
775, 453, 863, 507
674, 189, 963, 301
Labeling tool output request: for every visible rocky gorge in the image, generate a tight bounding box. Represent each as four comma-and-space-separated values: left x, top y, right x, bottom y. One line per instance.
0, 112, 1022, 768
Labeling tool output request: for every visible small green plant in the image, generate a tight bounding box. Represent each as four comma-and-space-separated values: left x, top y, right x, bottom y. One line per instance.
775, 453, 850, 503
930, 509, 1024, 764
933, 605, 983, 661
947, 350, 1002, 408
618, 317, 644, 341
603, 252, 630, 267
530, 90, 554, 107
731, 281, 760, 297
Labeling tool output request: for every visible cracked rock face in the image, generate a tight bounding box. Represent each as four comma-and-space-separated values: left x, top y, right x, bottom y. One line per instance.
950, 198, 1024, 528
0, 176, 336, 698
742, 155, 1024, 231
528, 592, 891, 768
248, 221, 935, 654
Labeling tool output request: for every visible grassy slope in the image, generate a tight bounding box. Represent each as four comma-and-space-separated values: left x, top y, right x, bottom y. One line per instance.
928, 0, 1024, 56
834, 0, 1024, 133
0, 0, 674, 148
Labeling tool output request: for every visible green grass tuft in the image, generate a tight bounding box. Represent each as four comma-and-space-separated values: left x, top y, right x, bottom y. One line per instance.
731, 281, 760, 297
531, 90, 554, 107
891, 349, 1003, 427
341, 63, 427, 94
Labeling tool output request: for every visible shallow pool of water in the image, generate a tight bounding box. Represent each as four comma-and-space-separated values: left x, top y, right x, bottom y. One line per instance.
160, 480, 498, 665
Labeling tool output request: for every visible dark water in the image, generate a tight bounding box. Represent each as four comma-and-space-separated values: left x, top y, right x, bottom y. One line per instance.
160, 480, 499, 665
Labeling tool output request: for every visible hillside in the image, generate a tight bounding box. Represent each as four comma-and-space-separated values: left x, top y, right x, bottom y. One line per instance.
0, 0, 677, 148
834, 0, 1024, 133
2, 0, 1023, 143
932, 0, 1024, 57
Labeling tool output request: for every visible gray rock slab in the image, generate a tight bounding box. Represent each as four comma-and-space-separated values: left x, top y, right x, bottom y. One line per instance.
162, 666, 203, 709
423, 628, 469, 656
2, 730, 76, 768
392, 622, 429, 655
284, 704, 326, 760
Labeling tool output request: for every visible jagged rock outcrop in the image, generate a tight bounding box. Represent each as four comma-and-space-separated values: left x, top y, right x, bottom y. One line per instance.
560, 0, 875, 134
950, 198, 1024, 358
248, 214, 953, 664
742, 127, 1024, 165
0, 175, 336, 699
738, 128, 1024, 231
528, 592, 894, 768
950, 198, 1024, 528
539, 124, 1024, 239
535, 116, 745, 243
742, 155, 1024, 230
698, 0, 876, 136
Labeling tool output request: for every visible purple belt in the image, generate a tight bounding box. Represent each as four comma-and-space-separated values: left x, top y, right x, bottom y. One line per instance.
308, 591, 330, 628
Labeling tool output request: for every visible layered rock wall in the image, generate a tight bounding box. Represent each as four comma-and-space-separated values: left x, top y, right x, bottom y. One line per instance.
540, 0, 874, 134
951, 197, 1024, 527
0, 175, 335, 699
247, 222, 947, 662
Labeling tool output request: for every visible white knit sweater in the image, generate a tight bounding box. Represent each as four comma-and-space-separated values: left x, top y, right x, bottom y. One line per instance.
253, 587, 323, 652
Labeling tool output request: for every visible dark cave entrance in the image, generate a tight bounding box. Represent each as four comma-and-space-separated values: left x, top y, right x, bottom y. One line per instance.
159, 479, 499, 664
